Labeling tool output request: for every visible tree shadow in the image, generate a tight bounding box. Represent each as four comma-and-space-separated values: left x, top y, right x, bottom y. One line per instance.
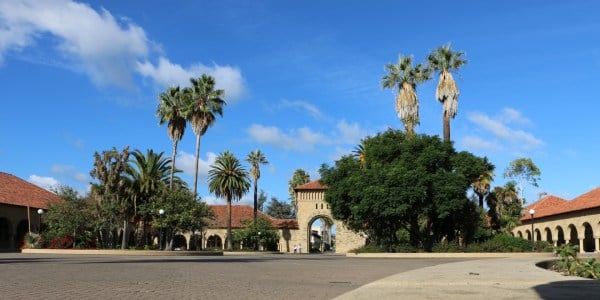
534, 280, 600, 299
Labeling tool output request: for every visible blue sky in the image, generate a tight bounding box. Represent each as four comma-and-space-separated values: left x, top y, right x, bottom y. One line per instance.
1, 0, 600, 207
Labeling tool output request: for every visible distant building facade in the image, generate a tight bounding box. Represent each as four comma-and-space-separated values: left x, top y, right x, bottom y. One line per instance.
513, 188, 600, 253
0, 172, 63, 249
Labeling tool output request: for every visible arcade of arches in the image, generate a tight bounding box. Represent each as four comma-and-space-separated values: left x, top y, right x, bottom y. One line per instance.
512, 189, 600, 253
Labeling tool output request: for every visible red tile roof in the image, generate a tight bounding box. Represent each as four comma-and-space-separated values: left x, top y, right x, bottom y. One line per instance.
208, 205, 298, 229
521, 187, 600, 221
0, 172, 64, 209
294, 180, 327, 191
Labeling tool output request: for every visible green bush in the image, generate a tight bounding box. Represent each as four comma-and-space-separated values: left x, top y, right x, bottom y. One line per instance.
465, 234, 552, 252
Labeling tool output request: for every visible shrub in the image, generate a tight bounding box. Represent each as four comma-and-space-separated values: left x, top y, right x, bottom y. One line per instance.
465, 233, 553, 252
21, 233, 43, 249
47, 234, 74, 249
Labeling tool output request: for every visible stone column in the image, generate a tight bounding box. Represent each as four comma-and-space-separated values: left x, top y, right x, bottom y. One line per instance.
579, 238, 585, 253
595, 237, 600, 253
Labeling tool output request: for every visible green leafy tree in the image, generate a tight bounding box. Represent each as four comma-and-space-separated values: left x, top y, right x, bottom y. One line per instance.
185, 74, 226, 197
156, 85, 190, 190
44, 186, 96, 248
233, 216, 280, 251
503, 157, 541, 205
320, 130, 487, 251
246, 150, 268, 226
428, 44, 467, 142
208, 151, 251, 250
90, 146, 130, 249
266, 197, 295, 219
487, 181, 520, 232
288, 169, 310, 212
126, 149, 185, 246
149, 188, 212, 250
381, 55, 431, 136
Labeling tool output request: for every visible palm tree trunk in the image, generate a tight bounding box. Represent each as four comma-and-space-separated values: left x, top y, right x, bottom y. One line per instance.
253, 179, 258, 227
227, 197, 232, 250
170, 140, 178, 190
121, 220, 127, 249
194, 134, 201, 198
443, 112, 451, 142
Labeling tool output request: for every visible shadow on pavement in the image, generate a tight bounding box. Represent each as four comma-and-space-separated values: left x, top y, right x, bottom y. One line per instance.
534, 280, 600, 299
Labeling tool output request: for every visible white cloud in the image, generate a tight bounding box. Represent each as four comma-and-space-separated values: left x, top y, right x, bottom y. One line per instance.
0, 1, 246, 99
176, 151, 217, 179
0, 0, 149, 88
280, 100, 324, 119
136, 56, 245, 102
466, 109, 543, 151
335, 120, 364, 145
500, 107, 532, 125
462, 135, 499, 151
28, 175, 60, 191
246, 124, 328, 151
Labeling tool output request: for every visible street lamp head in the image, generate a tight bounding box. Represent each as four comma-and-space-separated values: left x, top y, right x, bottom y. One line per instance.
529, 208, 535, 216
159, 209, 165, 215
37, 209, 44, 215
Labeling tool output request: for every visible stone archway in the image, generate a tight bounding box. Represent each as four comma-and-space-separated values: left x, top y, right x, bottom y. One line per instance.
544, 227, 553, 244
294, 182, 366, 253
306, 215, 335, 253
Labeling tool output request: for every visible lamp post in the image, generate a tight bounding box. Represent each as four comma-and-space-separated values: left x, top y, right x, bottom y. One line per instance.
37, 209, 44, 234
158, 209, 165, 250
529, 208, 535, 252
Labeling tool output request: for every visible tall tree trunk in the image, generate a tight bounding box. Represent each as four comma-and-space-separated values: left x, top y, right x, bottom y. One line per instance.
193, 134, 201, 197
226, 197, 232, 250
170, 140, 179, 190
121, 220, 128, 249
253, 179, 258, 226
443, 112, 451, 142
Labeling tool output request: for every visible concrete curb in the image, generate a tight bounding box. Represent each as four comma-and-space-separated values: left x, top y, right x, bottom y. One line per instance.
346, 252, 556, 258
21, 249, 223, 256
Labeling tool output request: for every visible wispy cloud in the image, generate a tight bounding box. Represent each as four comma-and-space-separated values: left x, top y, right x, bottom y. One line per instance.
279, 100, 324, 119
246, 119, 367, 152
464, 108, 543, 152
0, 0, 245, 100
246, 124, 328, 151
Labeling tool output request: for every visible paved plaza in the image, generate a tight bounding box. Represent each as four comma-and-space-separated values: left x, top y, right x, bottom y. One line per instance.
4, 252, 600, 299
0, 253, 465, 299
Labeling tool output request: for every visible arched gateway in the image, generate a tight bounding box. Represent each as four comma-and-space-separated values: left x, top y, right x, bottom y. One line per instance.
294, 180, 366, 253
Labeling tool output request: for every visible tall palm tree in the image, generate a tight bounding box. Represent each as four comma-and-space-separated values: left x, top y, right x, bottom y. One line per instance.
428, 44, 467, 142
246, 150, 268, 226
127, 149, 174, 214
186, 74, 227, 198
156, 86, 189, 190
208, 151, 250, 250
381, 55, 431, 136
472, 158, 495, 208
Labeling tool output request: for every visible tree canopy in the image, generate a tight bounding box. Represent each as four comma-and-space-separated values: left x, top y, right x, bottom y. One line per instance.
319, 130, 488, 251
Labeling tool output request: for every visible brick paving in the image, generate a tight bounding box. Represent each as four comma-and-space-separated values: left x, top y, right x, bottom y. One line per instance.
0, 253, 467, 299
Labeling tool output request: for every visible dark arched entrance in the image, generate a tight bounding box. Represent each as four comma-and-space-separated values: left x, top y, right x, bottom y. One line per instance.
0, 218, 12, 249
568, 224, 579, 246
207, 235, 222, 249
307, 215, 336, 253
583, 223, 595, 252
556, 226, 566, 246
544, 228, 553, 244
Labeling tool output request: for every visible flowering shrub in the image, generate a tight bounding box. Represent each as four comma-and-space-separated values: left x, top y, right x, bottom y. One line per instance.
47, 234, 74, 249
